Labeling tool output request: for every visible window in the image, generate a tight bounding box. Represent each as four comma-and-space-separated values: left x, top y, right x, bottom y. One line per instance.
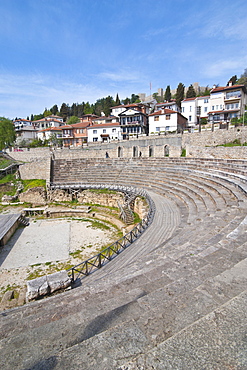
212, 106, 215, 111
103, 129, 106, 133
204, 107, 207, 113
226, 90, 241, 99
190, 106, 192, 112
93, 130, 97, 134
189, 116, 192, 121
112, 128, 116, 132
154, 116, 159, 121
220, 105, 222, 110
156, 127, 160, 132
235, 103, 239, 108
165, 126, 170, 131
165, 115, 170, 120
182, 107, 185, 112
204, 99, 208, 103
93, 137, 98, 142
216, 105, 219, 110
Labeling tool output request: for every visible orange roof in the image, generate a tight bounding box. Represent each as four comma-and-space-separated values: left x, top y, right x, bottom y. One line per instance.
149, 109, 177, 116
88, 122, 120, 129
38, 127, 62, 133
211, 84, 245, 93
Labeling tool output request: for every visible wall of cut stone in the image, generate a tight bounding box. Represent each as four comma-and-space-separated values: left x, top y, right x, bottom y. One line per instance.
19, 187, 47, 205
186, 145, 247, 159
18, 158, 50, 180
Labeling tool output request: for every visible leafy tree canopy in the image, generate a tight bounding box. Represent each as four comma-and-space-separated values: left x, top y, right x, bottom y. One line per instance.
0, 117, 16, 150
237, 68, 247, 87
67, 116, 80, 125
186, 84, 196, 98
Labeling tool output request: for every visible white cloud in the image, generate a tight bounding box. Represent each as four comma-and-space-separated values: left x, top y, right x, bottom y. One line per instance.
202, 57, 247, 79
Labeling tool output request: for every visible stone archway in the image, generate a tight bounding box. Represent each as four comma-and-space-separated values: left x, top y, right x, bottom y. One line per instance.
118, 146, 123, 158
164, 145, 169, 157
133, 146, 138, 158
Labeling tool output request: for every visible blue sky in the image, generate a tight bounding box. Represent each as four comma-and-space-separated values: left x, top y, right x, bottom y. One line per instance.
1, 0, 247, 119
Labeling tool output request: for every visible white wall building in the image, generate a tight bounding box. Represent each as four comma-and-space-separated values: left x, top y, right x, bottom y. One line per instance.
181, 96, 210, 127
87, 122, 121, 143
149, 109, 187, 134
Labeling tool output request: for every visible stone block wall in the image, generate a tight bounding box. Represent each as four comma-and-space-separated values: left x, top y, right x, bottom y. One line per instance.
18, 158, 50, 180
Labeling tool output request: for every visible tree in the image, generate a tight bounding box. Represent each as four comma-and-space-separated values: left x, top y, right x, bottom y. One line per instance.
176, 82, 185, 108
186, 84, 196, 98
115, 93, 121, 106
164, 85, 171, 102
43, 108, 52, 117
60, 103, 69, 122
67, 116, 80, 125
203, 86, 211, 96
237, 68, 247, 87
0, 117, 16, 150
50, 105, 58, 115
227, 75, 237, 86
130, 94, 140, 103
122, 97, 131, 105
30, 114, 34, 121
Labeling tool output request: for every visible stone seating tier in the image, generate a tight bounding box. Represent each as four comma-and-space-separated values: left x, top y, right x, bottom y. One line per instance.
1, 157, 247, 369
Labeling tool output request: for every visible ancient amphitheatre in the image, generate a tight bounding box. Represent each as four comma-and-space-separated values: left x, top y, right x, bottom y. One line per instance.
0, 127, 247, 369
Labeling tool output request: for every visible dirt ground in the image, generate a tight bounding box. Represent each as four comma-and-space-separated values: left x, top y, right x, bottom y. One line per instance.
0, 217, 117, 297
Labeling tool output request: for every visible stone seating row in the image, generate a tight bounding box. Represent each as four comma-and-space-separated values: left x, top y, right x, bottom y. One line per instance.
1, 157, 247, 369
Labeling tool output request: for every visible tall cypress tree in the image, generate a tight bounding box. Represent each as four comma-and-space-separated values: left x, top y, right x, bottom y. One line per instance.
164, 85, 171, 102
176, 83, 185, 108
115, 93, 120, 106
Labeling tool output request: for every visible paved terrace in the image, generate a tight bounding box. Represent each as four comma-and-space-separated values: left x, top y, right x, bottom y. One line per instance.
0, 157, 247, 369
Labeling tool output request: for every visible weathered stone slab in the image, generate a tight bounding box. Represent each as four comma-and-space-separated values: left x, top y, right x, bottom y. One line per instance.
26, 275, 48, 301
26, 271, 71, 301
47, 270, 71, 293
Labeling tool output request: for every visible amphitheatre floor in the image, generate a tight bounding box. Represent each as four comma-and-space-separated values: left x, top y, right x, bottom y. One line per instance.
0, 218, 116, 293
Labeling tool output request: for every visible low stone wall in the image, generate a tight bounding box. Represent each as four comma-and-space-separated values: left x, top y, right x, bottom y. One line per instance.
186, 145, 247, 159
77, 190, 124, 208
182, 126, 247, 148
134, 196, 149, 219
18, 158, 50, 180
19, 187, 47, 205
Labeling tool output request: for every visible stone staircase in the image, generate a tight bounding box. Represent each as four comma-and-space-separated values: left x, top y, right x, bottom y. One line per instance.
0, 157, 247, 369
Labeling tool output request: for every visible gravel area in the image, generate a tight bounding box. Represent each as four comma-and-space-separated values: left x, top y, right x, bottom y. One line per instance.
0, 218, 116, 293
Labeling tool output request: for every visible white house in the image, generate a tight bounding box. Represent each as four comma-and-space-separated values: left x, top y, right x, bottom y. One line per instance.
32, 116, 64, 130
37, 127, 63, 142
87, 122, 121, 142
149, 109, 187, 134
208, 84, 247, 123
155, 100, 180, 112
181, 96, 210, 127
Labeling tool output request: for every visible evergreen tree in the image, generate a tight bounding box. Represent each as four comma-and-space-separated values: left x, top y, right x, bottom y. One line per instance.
227, 75, 237, 86
186, 84, 196, 98
176, 83, 185, 108
115, 93, 121, 106
50, 104, 58, 115
43, 108, 52, 117
67, 116, 80, 125
164, 85, 171, 102
123, 97, 131, 105
60, 103, 69, 122
31, 114, 34, 121
130, 94, 140, 103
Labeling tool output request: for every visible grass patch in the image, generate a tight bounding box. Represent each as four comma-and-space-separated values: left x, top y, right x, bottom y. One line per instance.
0, 173, 16, 184
217, 139, 247, 147
87, 220, 111, 231
22, 179, 46, 191
133, 212, 142, 224
0, 158, 14, 169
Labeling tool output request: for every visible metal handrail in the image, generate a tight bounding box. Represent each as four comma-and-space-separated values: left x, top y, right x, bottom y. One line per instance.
68, 188, 155, 282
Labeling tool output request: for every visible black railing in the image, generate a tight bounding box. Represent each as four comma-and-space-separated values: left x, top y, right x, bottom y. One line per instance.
0, 163, 19, 179
67, 187, 155, 282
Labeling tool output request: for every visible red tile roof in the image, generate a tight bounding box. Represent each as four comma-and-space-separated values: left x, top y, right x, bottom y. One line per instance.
149, 109, 177, 116
211, 85, 245, 93
88, 122, 120, 129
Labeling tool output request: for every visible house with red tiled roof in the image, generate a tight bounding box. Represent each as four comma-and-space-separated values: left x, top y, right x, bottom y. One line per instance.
60, 115, 98, 147
87, 122, 121, 143
155, 100, 180, 113
32, 115, 64, 130
208, 84, 247, 124
149, 109, 187, 134
37, 127, 63, 143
